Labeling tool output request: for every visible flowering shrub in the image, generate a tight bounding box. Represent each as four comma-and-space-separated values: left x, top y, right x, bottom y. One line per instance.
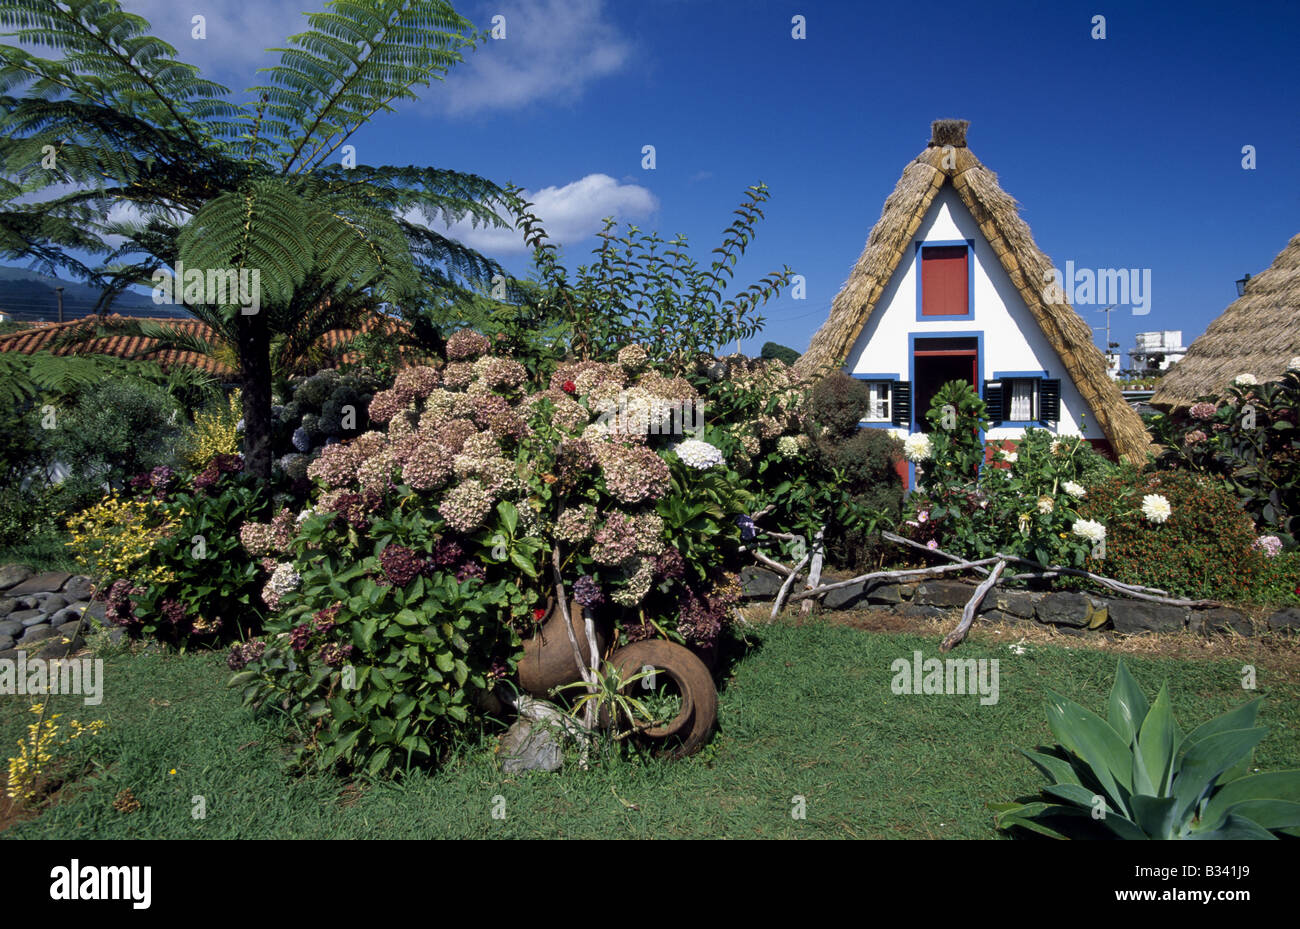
1076, 469, 1267, 600
233, 336, 761, 773
1150, 365, 1300, 545
183, 389, 241, 470
68, 455, 274, 645
269, 367, 388, 484
6, 704, 105, 805
901, 382, 1117, 568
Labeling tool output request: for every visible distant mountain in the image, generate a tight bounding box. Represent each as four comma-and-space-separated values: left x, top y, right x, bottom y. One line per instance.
0, 266, 194, 322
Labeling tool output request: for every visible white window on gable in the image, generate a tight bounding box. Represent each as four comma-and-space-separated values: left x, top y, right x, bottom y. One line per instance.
1007, 378, 1037, 421
861, 381, 892, 422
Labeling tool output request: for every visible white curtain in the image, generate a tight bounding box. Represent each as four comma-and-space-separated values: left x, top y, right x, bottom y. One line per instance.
868, 382, 890, 420
1009, 380, 1034, 420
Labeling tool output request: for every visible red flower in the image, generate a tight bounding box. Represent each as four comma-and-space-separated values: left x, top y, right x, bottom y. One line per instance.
533, 607, 547, 621
562, 380, 577, 394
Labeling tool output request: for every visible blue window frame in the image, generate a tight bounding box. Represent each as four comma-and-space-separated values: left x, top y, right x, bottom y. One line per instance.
915, 238, 976, 321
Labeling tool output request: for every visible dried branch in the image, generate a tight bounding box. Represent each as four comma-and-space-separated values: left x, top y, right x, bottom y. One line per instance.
940, 560, 1007, 652
770, 550, 811, 620
787, 557, 1003, 601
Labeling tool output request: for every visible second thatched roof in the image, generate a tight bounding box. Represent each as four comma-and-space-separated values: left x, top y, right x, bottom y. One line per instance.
795, 119, 1151, 463
1152, 233, 1300, 408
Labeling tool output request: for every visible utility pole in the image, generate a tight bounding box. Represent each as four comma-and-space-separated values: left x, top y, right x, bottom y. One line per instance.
1093, 305, 1116, 375
55, 285, 64, 323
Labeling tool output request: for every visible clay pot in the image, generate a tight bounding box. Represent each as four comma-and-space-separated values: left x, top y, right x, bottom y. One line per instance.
517, 598, 607, 697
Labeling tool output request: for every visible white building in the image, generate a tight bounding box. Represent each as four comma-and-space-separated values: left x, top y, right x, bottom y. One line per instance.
796, 120, 1150, 482
1129, 330, 1186, 373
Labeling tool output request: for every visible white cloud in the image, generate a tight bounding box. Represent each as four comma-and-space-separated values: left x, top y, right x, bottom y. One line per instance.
435, 0, 631, 115
116, 0, 631, 116
419, 173, 657, 256
120, 0, 307, 82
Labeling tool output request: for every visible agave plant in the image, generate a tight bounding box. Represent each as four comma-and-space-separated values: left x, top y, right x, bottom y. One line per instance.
993, 660, 1300, 839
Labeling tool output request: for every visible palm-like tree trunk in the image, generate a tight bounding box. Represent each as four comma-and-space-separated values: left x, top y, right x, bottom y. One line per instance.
236, 311, 274, 479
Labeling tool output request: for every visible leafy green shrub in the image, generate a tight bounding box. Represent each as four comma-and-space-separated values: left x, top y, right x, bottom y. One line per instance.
994, 660, 1300, 839
1076, 469, 1266, 600
760, 341, 800, 365
67, 458, 271, 646
1149, 367, 1300, 544
46, 377, 185, 506
806, 371, 872, 438
901, 382, 1117, 568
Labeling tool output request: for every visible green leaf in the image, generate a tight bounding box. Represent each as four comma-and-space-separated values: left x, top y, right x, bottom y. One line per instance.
1135, 683, 1177, 796
498, 500, 519, 535
1045, 690, 1133, 812
1173, 728, 1268, 823
1199, 770, 1300, 831
1130, 794, 1179, 839
1107, 660, 1149, 745
435, 651, 455, 673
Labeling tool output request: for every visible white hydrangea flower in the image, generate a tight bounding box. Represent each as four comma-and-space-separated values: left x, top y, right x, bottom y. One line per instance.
673, 438, 725, 470
776, 435, 800, 459
903, 433, 932, 462
1289, 357, 1300, 372
1072, 519, 1107, 544
1062, 481, 1086, 499
1002, 450, 1019, 464
1036, 495, 1054, 514
1234, 373, 1258, 386
1141, 493, 1172, 524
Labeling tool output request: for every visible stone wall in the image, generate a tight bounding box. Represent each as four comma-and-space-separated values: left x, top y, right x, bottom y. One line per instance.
739, 567, 1300, 637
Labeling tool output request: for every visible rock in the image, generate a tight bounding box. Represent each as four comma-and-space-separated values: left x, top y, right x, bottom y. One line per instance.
10, 609, 50, 627
740, 566, 783, 599
1035, 592, 1095, 628
981, 589, 1037, 618
107, 628, 126, 646
1191, 608, 1253, 637
0, 564, 33, 591
865, 582, 904, 605
33, 593, 68, 612
915, 580, 975, 608
5, 571, 72, 598
57, 620, 86, 637
0, 597, 15, 616
898, 583, 918, 600
61, 576, 95, 601
1266, 608, 1300, 635
1110, 601, 1187, 634
822, 581, 867, 611
18, 624, 59, 645
497, 719, 563, 773
0, 649, 19, 661
0, 635, 12, 651
0, 619, 23, 638
36, 636, 84, 659
71, 600, 107, 623
901, 604, 947, 620
981, 609, 1028, 625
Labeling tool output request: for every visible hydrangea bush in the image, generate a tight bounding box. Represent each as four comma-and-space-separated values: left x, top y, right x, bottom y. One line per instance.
1149, 364, 1300, 547
232, 335, 764, 773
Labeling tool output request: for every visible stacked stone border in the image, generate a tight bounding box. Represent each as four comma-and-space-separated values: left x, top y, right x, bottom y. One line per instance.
740, 567, 1300, 637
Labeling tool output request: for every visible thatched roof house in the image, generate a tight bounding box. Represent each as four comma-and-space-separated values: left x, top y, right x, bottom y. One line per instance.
796, 119, 1151, 465
1152, 233, 1300, 408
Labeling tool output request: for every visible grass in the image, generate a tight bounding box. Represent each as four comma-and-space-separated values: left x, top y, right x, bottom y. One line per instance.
0, 531, 80, 575
2, 617, 1298, 839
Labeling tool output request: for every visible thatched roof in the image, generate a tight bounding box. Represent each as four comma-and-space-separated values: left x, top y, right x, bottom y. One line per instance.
1152, 233, 1300, 408
795, 119, 1152, 463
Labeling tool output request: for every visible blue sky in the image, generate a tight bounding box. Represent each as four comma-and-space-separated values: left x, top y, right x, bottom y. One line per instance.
92, 1, 1300, 355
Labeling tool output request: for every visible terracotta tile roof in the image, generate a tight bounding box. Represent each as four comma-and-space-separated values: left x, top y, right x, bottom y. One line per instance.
0, 313, 414, 376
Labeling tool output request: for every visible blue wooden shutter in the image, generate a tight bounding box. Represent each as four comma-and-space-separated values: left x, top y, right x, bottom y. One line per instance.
1039, 379, 1061, 423
891, 381, 911, 427
984, 380, 1004, 425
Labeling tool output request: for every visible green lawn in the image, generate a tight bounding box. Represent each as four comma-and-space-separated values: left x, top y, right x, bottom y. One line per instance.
3, 621, 1297, 839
